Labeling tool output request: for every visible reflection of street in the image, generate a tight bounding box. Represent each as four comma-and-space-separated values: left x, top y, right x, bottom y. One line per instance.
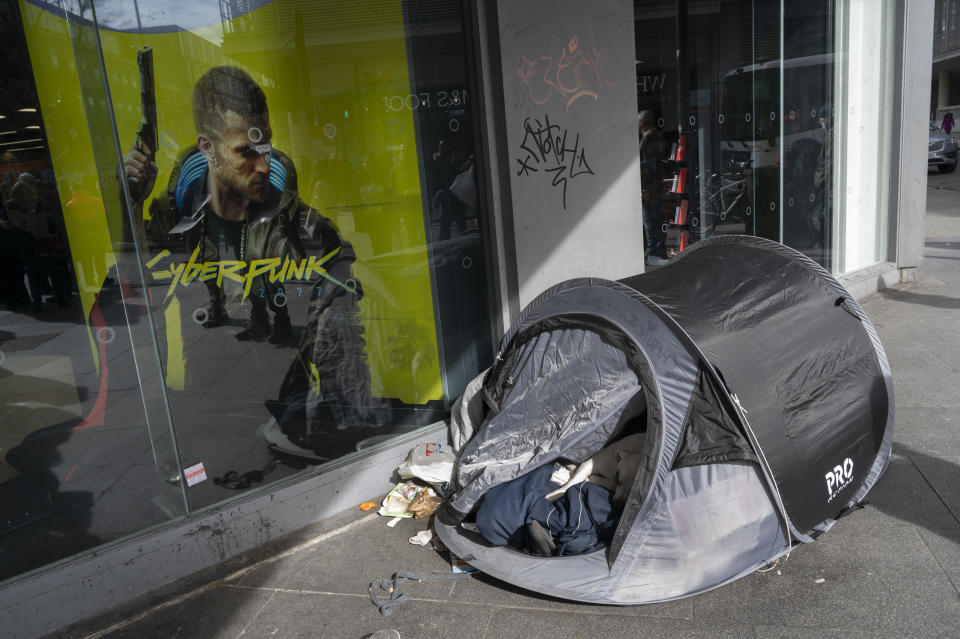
0, 296, 306, 580
927, 161, 960, 191
0, 311, 115, 580
0, 358, 85, 484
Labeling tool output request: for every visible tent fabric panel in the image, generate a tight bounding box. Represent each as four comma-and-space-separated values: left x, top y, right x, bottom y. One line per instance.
452, 325, 642, 514
815, 289, 895, 531
433, 518, 618, 603
806, 263, 895, 511
452, 281, 700, 523
620, 236, 890, 533
492, 278, 617, 362
672, 367, 757, 469
609, 462, 786, 603
482, 314, 652, 464
436, 468, 785, 605
502, 280, 703, 565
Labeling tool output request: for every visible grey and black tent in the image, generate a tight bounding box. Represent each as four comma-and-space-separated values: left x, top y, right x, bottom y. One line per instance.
435, 235, 893, 604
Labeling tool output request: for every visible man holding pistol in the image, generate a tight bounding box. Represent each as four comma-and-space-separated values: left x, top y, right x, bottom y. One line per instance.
119, 64, 381, 468
123, 65, 341, 344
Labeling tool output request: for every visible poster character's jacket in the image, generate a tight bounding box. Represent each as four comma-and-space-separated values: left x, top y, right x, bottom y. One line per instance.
96, 147, 383, 449
145, 147, 315, 329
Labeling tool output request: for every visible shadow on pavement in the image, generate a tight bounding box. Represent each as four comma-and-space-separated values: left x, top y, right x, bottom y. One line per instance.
877, 288, 960, 309
869, 443, 960, 537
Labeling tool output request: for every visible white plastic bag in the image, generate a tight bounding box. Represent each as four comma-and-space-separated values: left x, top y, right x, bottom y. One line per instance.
397, 442, 456, 493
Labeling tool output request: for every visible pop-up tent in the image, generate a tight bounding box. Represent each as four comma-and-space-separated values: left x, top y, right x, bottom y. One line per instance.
435, 235, 893, 604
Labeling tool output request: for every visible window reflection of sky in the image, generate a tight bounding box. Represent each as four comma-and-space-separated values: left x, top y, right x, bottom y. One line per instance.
95, 0, 222, 30
27, 0, 270, 32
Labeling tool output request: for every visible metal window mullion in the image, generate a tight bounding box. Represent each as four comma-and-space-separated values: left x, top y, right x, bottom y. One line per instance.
84, 2, 190, 514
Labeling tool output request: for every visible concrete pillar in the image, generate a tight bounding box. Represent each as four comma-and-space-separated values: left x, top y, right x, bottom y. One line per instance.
891, 0, 935, 273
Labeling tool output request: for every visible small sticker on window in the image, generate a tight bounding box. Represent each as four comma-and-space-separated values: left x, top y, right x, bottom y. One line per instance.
184, 462, 207, 487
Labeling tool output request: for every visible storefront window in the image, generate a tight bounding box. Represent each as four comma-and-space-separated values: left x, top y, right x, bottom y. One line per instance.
0, 0, 186, 583
634, 0, 843, 270
1, 0, 492, 583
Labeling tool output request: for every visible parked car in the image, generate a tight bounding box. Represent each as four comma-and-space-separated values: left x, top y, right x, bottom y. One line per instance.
929, 123, 957, 173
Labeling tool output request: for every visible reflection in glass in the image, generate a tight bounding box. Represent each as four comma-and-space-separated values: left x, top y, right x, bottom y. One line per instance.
1, 0, 493, 584
1, 0, 184, 584
634, 0, 835, 269
91, 0, 494, 512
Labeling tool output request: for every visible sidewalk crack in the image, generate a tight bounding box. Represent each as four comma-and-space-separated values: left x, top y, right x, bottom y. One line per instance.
234, 590, 277, 639
913, 528, 960, 599
906, 455, 960, 526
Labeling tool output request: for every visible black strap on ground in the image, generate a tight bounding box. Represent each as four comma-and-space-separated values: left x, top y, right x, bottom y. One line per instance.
368, 570, 473, 616
213, 444, 325, 490
213, 458, 277, 490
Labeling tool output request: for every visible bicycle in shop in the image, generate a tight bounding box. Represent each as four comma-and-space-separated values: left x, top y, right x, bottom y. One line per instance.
661, 157, 755, 258
698, 157, 755, 237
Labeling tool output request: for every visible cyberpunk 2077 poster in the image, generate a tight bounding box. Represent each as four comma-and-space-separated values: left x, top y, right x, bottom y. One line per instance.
12, 0, 487, 507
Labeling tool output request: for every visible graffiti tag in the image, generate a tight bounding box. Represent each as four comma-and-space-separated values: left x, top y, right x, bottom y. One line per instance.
516, 35, 616, 112
514, 114, 594, 210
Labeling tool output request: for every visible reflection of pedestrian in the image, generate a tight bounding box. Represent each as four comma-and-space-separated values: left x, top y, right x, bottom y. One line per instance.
942, 112, 955, 135
810, 104, 834, 251
0, 200, 33, 311
638, 110, 667, 262
6, 175, 72, 311
432, 140, 467, 240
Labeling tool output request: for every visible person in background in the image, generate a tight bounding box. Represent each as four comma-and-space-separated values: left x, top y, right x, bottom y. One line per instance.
638, 110, 667, 265
942, 112, 954, 135
0, 199, 33, 311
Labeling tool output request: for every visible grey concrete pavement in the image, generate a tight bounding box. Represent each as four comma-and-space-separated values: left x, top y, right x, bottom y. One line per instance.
46, 171, 960, 638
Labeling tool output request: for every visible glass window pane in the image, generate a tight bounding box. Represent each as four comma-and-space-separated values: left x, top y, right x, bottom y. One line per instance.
3, 0, 494, 581
87, 0, 493, 512
634, 0, 841, 271
2, 0, 185, 584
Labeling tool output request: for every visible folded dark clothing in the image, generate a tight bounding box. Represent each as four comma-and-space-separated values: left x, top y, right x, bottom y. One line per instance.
475, 465, 620, 556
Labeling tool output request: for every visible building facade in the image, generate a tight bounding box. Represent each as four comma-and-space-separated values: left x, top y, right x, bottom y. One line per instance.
0, 1, 933, 636
933, 0, 960, 121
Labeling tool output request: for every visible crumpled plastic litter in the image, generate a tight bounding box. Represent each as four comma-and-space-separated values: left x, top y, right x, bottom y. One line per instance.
409, 487, 444, 519
450, 554, 478, 574
379, 481, 422, 518
409, 530, 433, 546
379, 481, 445, 519
397, 443, 455, 496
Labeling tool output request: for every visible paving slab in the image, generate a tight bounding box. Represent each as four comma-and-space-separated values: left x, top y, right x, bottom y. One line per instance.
690, 520, 960, 637
754, 626, 900, 639
856, 452, 960, 532
236, 514, 455, 601
884, 350, 960, 409
916, 529, 960, 597
445, 566, 695, 620
237, 588, 494, 639
892, 407, 960, 454
77, 584, 277, 639
482, 607, 753, 639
